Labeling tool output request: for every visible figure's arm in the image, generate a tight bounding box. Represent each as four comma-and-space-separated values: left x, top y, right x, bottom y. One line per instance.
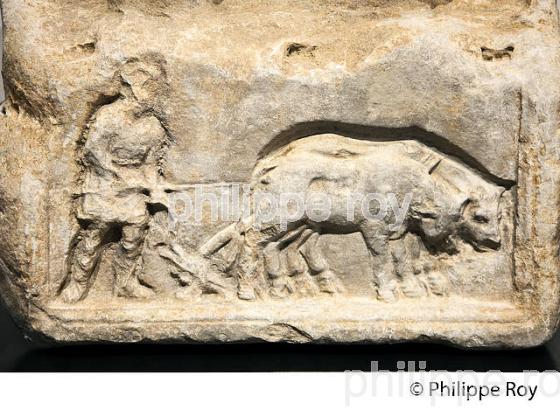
83, 107, 121, 178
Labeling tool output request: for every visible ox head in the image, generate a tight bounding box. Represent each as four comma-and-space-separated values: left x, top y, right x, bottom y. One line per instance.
460, 186, 505, 252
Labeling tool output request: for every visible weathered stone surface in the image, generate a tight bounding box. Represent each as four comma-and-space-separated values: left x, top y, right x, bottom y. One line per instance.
0, 0, 559, 347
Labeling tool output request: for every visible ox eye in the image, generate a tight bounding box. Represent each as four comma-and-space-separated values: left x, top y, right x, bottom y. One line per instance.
474, 214, 489, 223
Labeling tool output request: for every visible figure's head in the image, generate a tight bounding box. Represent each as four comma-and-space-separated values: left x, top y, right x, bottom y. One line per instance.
120, 57, 167, 108
460, 187, 504, 251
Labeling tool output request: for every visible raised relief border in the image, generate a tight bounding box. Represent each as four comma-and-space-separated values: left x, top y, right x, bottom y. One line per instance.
36, 59, 523, 344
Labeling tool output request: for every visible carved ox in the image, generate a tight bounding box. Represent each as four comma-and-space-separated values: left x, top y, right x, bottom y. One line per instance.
200, 134, 505, 301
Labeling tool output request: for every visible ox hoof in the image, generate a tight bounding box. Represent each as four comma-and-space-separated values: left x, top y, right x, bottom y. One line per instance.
238, 283, 257, 301
175, 285, 202, 300
377, 288, 398, 303
293, 274, 320, 297
426, 272, 449, 296
317, 270, 343, 294
270, 277, 293, 298
399, 278, 427, 298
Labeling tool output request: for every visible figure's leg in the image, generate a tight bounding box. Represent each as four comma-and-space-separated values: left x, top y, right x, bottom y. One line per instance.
300, 232, 344, 294
360, 221, 397, 302
113, 222, 154, 298
60, 223, 110, 303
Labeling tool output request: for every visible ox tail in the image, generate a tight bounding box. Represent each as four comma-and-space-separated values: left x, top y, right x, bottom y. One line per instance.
199, 216, 253, 257
199, 223, 239, 257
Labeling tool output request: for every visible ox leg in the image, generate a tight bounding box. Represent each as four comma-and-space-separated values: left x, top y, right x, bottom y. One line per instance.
389, 237, 426, 298
360, 222, 398, 302
266, 227, 314, 298
284, 229, 319, 297
236, 224, 289, 301
300, 232, 344, 294
264, 241, 291, 298
235, 241, 260, 300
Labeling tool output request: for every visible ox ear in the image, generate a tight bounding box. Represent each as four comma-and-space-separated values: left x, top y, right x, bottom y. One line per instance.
486, 184, 505, 197
459, 197, 472, 216
497, 186, 506, 199
496, 186, 507, 215
480, 186, 505, 210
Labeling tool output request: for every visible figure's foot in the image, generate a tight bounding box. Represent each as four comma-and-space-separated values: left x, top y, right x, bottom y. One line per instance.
59, 279, 86, 303
399, 277, 427, 298
426, 272, 449, 296
317, 270, 344, 294
116, 279, 154, 299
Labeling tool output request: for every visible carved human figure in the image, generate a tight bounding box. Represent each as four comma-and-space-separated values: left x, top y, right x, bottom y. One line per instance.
59, 62, 168, 302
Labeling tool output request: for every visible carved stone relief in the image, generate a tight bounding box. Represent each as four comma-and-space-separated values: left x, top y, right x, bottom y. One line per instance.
0, 0, 559, 346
